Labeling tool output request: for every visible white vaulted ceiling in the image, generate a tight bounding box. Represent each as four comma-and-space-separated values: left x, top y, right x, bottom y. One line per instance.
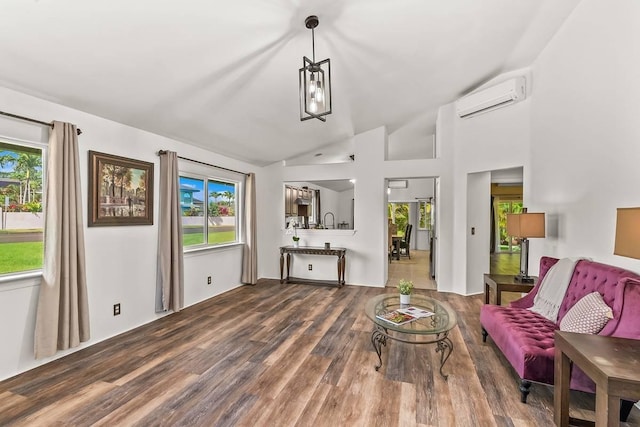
0, 0, 580, 165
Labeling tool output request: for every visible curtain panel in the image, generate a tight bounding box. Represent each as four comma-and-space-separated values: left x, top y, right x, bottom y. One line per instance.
34, 121, 90, 359
241, 173, 257, 284
156, 151, 184, 312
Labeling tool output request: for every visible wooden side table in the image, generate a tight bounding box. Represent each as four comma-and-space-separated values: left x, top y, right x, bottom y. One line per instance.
483, 273, 536, 306
554, 331, 640, 426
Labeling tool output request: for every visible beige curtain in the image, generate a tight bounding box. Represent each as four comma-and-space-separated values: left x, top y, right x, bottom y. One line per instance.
241, 173, 257, 284
34, 121, 89, 359
156, 150, 184, 312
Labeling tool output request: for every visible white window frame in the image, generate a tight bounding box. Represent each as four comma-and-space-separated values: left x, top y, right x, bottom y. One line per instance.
0, 136, 47, 283
179, 169, 243, 252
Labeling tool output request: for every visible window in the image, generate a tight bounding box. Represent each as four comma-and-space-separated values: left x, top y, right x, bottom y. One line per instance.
0, 139, 45, 276
497, 200, 523, 253
388, 202, 409, 236
179, 173, 239, 249
418, 200, 432, 230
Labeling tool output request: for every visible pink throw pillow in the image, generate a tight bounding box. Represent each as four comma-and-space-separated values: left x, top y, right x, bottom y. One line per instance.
559, 292, 613, 334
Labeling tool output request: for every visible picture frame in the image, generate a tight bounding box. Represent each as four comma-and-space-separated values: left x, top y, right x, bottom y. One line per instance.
88, 150, 154, 226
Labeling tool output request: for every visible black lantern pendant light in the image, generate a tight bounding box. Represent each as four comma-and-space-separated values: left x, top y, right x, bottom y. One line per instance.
299, 15, 332, 122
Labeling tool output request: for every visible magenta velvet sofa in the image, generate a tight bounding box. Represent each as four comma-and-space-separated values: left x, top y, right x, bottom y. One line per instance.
480, 256, 640, 405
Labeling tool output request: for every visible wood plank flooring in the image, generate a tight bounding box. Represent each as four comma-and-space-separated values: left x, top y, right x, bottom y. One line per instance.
1, 281, 638, 426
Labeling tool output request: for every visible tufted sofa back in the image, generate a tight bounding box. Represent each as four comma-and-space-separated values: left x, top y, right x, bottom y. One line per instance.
511, 256, 640, 338
557, 260, 640, 337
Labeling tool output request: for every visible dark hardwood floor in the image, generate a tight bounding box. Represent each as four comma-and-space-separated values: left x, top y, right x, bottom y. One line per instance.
1, 281, 638, 426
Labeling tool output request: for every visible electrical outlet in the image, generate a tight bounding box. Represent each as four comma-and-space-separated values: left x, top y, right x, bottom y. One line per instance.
308, 264, 313, 271
113, 303, 121, 316
207, 276, 212, 285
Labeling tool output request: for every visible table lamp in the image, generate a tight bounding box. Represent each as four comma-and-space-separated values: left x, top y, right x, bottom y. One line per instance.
506, 210, 546, 283
614, 207, 640, 259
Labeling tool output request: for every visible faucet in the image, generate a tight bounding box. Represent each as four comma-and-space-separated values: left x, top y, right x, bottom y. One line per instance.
323, 212, 335, 229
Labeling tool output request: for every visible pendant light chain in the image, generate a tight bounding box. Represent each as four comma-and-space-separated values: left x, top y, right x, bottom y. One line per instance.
311, 27, 316, 64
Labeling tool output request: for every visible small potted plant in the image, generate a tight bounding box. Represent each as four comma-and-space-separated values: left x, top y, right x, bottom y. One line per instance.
287, 219, 300, 247
397, 279, 414, 304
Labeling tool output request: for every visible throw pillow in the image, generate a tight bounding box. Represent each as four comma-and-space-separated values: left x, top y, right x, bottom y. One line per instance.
559, 292, 613, 334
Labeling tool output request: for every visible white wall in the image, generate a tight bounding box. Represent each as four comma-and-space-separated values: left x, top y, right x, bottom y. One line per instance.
0, 86, 255, 381
467, 172, 491, 295
438, 0, 640, 292
527, 0, 640, 273
435, 69, 532, 294
259, 126, 456, 289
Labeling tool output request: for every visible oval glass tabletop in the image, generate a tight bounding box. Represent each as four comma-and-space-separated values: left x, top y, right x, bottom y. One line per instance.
364, 293, 457, 335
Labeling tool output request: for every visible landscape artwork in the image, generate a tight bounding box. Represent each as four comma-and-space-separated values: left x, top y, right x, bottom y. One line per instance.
88, 151, 154, 226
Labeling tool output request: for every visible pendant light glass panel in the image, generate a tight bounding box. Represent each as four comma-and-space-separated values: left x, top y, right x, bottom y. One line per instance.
299, 56, 331, 121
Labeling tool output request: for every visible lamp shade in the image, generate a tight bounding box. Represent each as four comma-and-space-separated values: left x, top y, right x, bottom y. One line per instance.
614, 207, 640, 259
506, 212, 546, 238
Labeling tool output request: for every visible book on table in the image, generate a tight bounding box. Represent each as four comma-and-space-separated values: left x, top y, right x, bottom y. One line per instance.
376, 306, 435, 326
376, 310, 417, 325
398, 306, 435, 318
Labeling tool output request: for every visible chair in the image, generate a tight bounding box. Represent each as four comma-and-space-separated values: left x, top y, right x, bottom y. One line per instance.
399, 224, 412, 259
388, 222, 398, 262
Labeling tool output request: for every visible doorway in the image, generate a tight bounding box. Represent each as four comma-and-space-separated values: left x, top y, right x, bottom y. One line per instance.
489, 169, 524, 277
496, 200, 523, 253
385, 177, 437, 290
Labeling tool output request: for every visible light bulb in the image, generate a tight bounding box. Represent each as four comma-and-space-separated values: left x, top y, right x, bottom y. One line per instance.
315, 81, 324, 103
309, 100, 318, 113
308, 74, 316, 95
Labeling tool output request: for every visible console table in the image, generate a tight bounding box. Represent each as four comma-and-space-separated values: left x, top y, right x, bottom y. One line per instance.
554, 331, 640, 426
279, 245, 346, 287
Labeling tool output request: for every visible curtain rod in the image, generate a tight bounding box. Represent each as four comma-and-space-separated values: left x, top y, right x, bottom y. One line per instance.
157, 150, 248, 176
0, 110, 83, 135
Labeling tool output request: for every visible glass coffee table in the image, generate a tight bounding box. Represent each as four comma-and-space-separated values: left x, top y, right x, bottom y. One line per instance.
364, 293, 457, 379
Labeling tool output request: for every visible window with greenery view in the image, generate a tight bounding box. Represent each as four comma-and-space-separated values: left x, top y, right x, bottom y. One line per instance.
0, 140, 45, 276
418, 200, 431, 230
497, 200, 523, 253
388, 202, 409, 236
179, 174, 238, 249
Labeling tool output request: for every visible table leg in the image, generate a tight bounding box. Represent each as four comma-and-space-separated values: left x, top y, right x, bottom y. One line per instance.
595, 389, 618, 427
496, 285, 502, 306
484, 283, 490, 304
371, 325, 387, 371
336, 255, 342, 286
286, 253, 291, 283
435, 334, 453, 380
340, 254, 346, 286
280, 252, 284, 283
554, 347, 571, 427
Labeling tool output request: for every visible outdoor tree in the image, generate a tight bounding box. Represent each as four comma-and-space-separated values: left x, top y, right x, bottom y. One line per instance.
0, 150, 42, 206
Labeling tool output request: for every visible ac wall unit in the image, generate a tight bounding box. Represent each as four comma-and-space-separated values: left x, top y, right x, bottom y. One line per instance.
456, 77, 526, 118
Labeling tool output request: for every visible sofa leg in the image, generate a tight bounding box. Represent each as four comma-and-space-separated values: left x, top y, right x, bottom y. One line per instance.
621, 400, 634, 422
481, 327, 488, 343
519, 380, 531, 403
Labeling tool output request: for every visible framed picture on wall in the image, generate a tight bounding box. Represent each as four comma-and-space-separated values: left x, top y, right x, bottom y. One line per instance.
88, 151, 154, 226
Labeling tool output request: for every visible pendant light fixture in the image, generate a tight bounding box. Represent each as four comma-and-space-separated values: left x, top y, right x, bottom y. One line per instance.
299, 15, 332, 122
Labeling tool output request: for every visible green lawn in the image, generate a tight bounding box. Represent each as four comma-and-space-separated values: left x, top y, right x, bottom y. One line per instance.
0, 242, 44, 274
183, 230, 237, 246
0, 229, 235, 274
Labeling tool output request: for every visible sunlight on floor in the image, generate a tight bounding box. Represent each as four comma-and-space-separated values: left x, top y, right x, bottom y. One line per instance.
386, 250, 436, 290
